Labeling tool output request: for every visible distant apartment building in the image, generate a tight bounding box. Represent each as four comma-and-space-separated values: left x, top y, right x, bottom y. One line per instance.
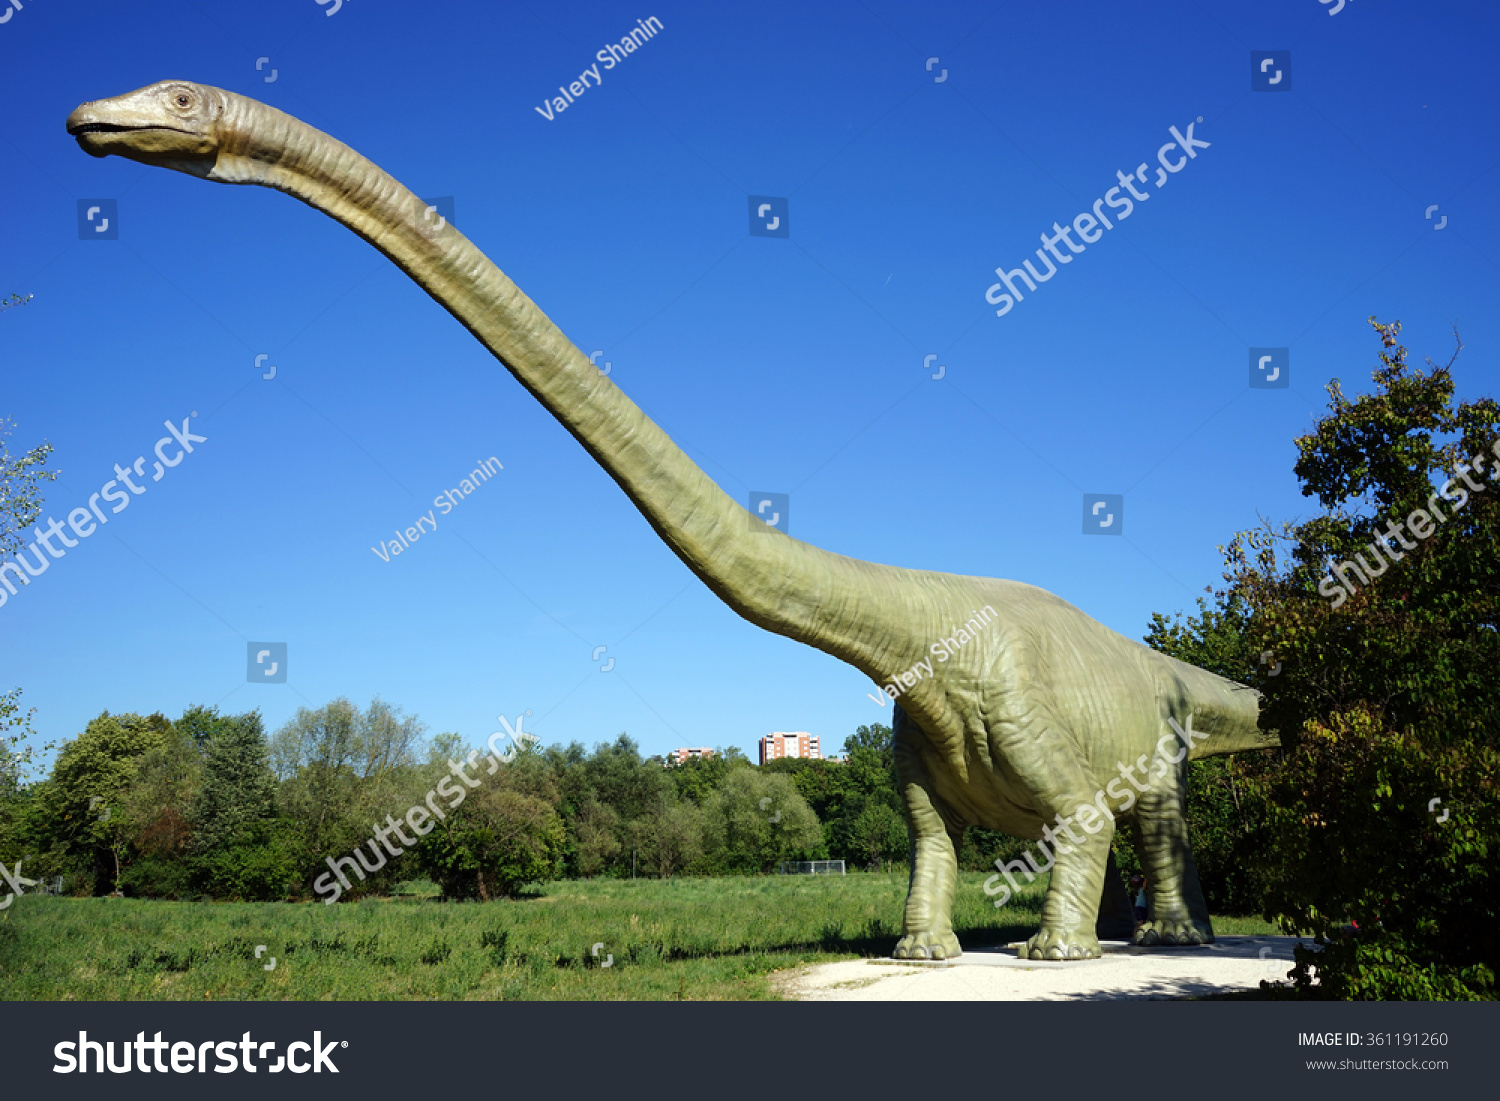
759, 731, 820, 765
667, 747, 715, 765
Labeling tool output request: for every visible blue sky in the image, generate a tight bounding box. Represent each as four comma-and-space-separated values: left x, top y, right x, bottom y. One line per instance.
2, 0, 1497, 770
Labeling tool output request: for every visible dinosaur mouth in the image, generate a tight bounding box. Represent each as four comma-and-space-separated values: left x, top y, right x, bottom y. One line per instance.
67, 122, 185, 135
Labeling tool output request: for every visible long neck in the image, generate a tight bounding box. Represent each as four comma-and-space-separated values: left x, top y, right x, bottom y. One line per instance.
210, 93, 920, 678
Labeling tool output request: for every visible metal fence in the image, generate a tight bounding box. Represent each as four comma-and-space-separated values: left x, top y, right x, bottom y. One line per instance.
777, 860, 846, 876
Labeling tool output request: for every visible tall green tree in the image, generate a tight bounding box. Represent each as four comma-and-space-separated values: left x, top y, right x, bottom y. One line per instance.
113, 720, 202, 897
562, 734, 676, 877
272, 697, 427, 891
568, 795, 621, 878
39, 711, 173, 892
828, 723, 902, 863
191, 710, 276, 853
622, 797, 705, 878
700, 769, 822, 873
179, 708, 297, 899
579, 734, 672, 824
1209, 319, 1498, 999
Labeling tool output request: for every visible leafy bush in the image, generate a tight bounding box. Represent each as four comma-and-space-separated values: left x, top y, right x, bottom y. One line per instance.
192, 819, 303, 901
417, 781, 565, 900
118, 853, 197, 899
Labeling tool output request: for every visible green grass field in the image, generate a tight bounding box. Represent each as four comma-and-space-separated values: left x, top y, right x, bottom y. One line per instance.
0, 873, 1276, 1000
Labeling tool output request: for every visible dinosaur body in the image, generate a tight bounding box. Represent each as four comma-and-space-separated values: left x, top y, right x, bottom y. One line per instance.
67, 82, 1274, 960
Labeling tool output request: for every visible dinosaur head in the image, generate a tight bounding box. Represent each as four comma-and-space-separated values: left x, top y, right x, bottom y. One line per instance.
67, 81, 225, 176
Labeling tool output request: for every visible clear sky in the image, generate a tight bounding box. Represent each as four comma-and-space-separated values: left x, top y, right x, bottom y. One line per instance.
2, 0, 1497, 769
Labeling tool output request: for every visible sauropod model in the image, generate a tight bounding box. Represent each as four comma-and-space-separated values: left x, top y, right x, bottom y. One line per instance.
68, 81, 1275, 960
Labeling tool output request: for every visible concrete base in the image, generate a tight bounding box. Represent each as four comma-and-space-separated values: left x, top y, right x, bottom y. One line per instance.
784, 934, 1312, 1001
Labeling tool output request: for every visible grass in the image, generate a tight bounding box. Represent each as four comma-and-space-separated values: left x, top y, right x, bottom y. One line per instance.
0, 873, 1276, 1001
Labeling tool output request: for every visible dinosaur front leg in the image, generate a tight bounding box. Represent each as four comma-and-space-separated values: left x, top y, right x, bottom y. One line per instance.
995, 723, 1116, 960
1132, 785, 1215, 947
892, 712, 963, 960
1016, 822, 1115, 960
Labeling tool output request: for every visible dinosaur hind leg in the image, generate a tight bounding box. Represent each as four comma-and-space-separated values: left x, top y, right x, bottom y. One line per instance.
1132, 784, 1215, 947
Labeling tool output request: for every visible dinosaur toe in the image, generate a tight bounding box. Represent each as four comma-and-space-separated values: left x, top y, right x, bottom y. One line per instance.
1134, 918, 1212, 947
892, 931, 962, 961
1020, 927, 1102, 961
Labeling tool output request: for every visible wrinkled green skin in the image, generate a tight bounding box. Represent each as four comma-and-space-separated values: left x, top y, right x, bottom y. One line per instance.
68, 82, 1276, 962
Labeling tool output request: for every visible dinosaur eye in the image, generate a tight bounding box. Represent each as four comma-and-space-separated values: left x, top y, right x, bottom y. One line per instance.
176, 95, 191, 107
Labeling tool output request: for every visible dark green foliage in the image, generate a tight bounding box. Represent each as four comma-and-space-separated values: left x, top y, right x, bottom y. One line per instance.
830, 724, 903, 862
666, 750, 741, 806
699, 769, 822, 873
849, 802, 906, 870
576, 734, 671, 825
415, 771, 566, 900
957, 827, 1029, 873
117, 853, 197, 900
569, 795, 621, 877
189, 819, 302, 901
479, 928, 510, 965
191, 709, 276, 855
9, 695, 1003, 901
1164, 320, 1499, 999
174, 704, 247, 747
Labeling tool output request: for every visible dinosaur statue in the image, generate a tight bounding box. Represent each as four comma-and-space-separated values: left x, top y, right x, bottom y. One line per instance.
67, 82, 1276, 961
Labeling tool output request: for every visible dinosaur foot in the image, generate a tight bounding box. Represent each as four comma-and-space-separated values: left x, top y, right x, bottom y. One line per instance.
1019, 928, 1101, 961
892, 931, 962, 960
1134, 918, 1213, 947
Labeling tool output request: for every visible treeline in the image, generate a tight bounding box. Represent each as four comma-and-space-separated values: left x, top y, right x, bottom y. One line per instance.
0, 702, 1006, 901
